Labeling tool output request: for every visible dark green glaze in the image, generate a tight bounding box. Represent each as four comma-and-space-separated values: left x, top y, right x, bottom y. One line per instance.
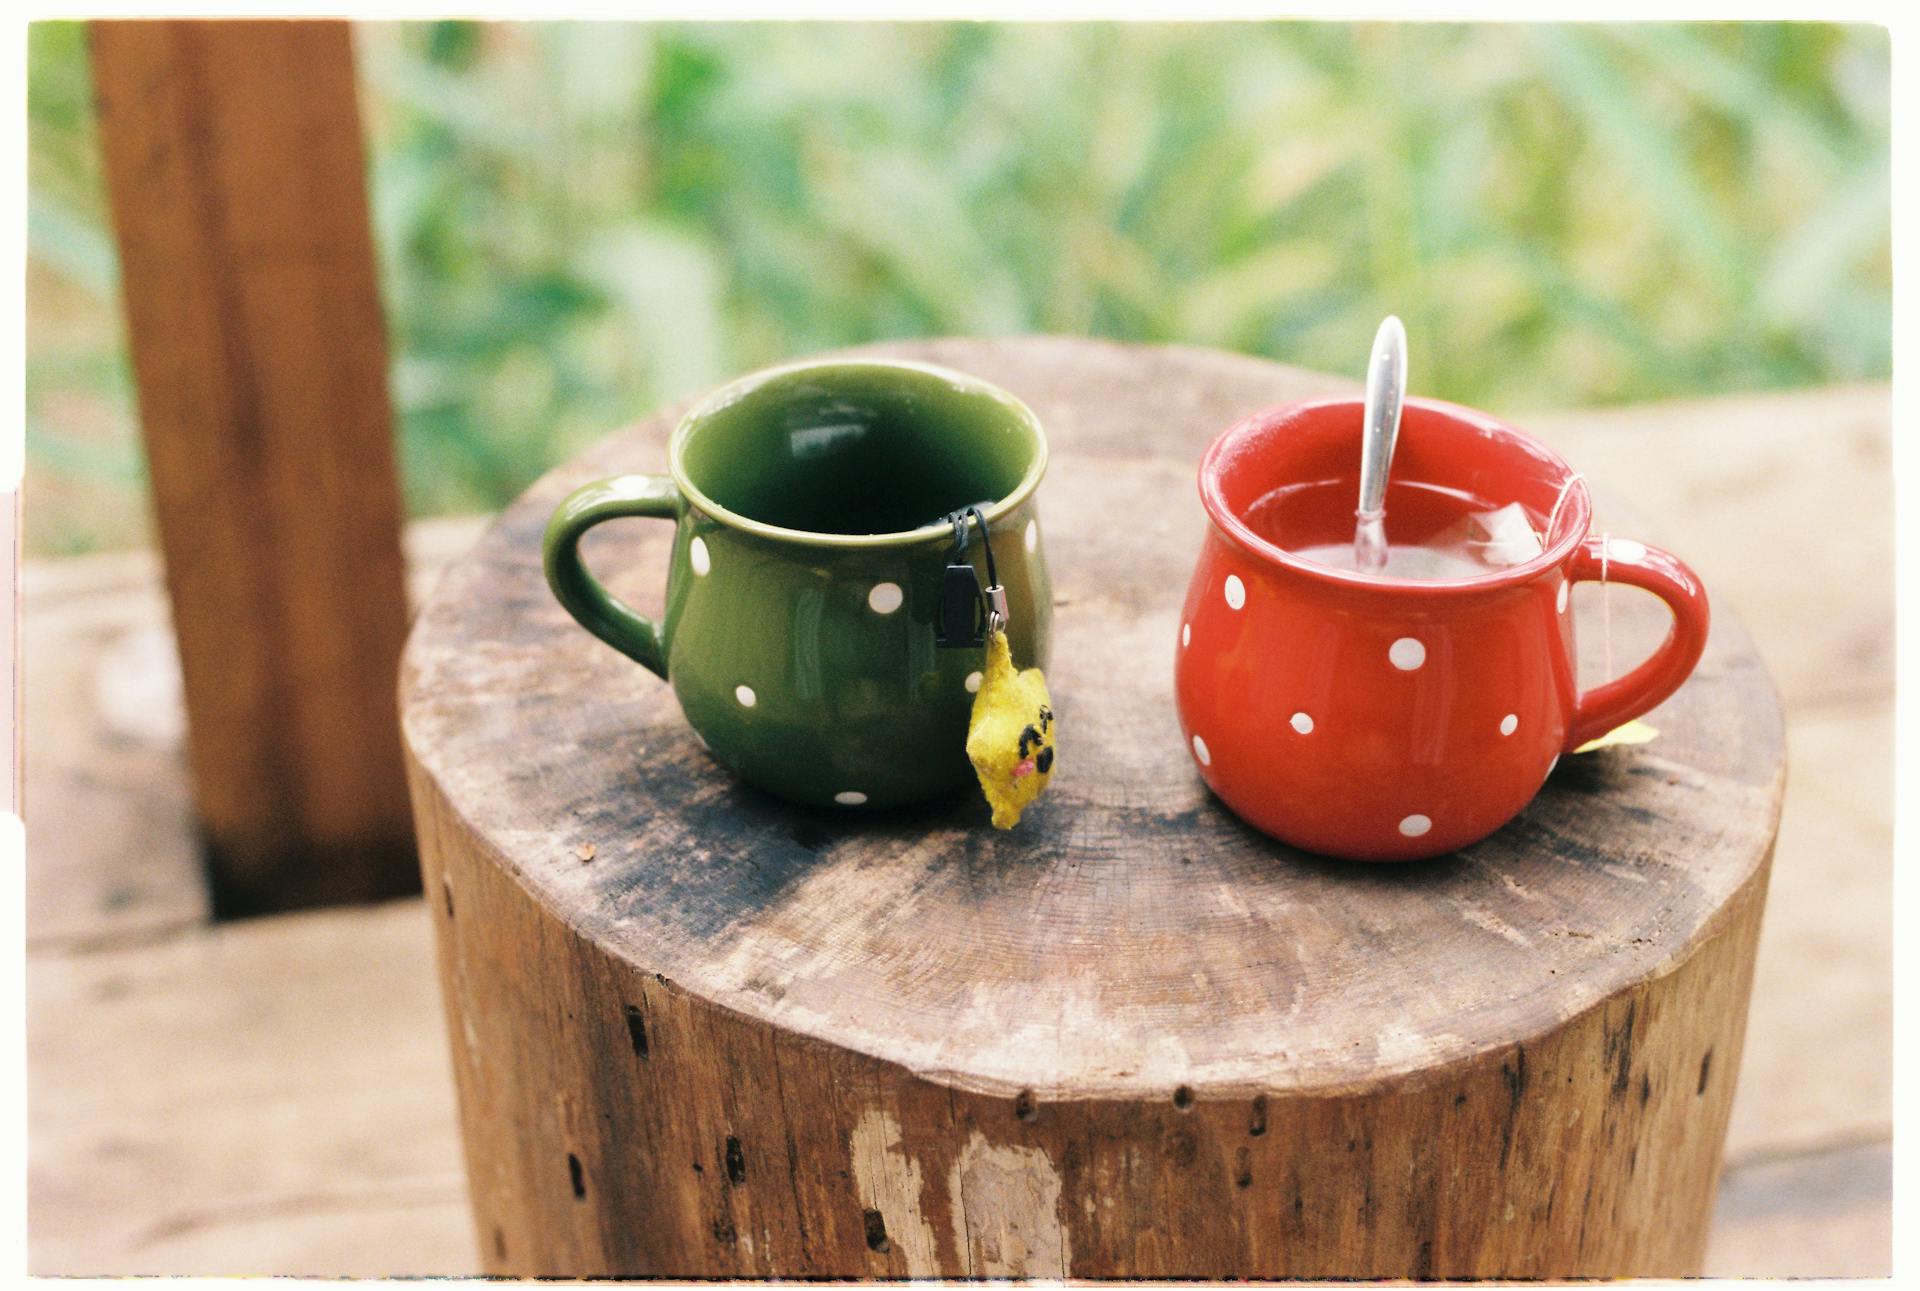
543, 359, 1051, 809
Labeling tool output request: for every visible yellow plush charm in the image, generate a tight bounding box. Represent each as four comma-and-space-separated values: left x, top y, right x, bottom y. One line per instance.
965, 628, 1055, 829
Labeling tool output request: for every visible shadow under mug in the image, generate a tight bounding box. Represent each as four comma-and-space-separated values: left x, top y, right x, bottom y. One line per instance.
1175, 396, 1709, 862
544, 358, 1052, 811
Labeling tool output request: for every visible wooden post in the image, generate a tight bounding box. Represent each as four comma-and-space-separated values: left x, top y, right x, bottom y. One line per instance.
90, 20, 417, 915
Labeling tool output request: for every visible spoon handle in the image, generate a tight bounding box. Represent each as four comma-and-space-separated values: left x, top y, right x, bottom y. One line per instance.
1357, 315, 1408, 520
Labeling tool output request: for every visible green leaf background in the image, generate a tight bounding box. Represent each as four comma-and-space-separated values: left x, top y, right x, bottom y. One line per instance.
25, 20, 1891, 555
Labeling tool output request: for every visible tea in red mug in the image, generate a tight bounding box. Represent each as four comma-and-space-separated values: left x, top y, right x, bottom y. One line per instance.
1174, 396, 1709, 862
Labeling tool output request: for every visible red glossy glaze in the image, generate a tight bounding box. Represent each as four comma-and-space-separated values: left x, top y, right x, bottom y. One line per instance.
1174, 397, 1710, 861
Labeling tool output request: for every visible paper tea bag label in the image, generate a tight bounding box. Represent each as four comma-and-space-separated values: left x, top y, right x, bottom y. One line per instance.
1573, 718, 1660, 754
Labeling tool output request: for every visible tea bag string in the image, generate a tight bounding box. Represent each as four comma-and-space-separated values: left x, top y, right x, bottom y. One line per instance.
1599, 531, 1614, 684
1537, 472, 1613, 682
1539, 471, 1614, 684
1542, 472, 1586, 546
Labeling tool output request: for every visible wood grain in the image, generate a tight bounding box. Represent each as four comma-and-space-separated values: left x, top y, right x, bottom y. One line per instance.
400, 338, 1784, 1277
1704, 1141, 1891, 1277
89, 19, 415, 915
27, 900, 473, 1276
4, 489, 19, 815
1725, 699, 1891, 1159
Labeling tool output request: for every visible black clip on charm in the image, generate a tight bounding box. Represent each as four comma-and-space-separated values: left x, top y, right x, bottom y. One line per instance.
935, 505, 1006, 648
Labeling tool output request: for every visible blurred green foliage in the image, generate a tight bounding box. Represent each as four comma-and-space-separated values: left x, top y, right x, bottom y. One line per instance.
26, 20, 1891, 554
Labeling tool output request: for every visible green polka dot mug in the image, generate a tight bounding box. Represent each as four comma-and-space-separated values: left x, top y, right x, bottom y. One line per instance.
544, 359, 1052, 810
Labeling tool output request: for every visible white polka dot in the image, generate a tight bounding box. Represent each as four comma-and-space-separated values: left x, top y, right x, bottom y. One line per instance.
868, 582, 903, 614
834, 790, 867, 806
965, 670, 983, 693
1399, 814, 1432, 838
1182, 623, 1191, 648
1607, 538, 1647, 564
1223, 575, 1246, 610
1024, 519, 1038, 553
1191, 734, 1211, 766
1290, 712, 1314, 735
1389, 637, 1426, 670
689, 536, 711, 576
734, 685, 756, 708
1557, 581, 1569, 614
1500, 713, 1519, 736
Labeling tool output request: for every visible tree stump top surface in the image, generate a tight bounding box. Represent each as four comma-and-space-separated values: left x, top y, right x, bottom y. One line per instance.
401, 337, 1784, 1100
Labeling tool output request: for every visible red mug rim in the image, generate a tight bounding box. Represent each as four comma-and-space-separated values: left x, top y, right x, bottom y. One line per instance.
1197, 395, 1595, 596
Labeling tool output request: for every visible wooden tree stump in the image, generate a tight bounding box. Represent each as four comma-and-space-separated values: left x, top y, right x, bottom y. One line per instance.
401, 338, 1783, 1279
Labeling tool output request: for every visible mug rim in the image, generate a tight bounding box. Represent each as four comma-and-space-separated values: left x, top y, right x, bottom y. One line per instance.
1198, 395, 1594, 594
667, 357, 1050, 549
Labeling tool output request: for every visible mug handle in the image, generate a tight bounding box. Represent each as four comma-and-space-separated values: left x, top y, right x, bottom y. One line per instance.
543, 473, 683, 680
1563, 535, 1710, 751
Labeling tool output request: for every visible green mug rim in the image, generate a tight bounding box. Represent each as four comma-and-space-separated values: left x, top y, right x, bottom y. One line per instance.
667, 357, 1050, 549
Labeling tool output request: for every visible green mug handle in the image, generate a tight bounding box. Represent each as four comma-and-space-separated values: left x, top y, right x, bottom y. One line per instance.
542, 473, 683, 679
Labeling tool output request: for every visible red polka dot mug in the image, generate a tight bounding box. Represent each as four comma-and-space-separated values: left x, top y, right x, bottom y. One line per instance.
1174, 396, 1710, 861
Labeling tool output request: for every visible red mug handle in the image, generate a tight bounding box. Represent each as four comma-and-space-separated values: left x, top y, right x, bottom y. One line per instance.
1563, 536, 1710, 751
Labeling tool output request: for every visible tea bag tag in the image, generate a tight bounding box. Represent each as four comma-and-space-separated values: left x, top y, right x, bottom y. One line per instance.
1573, 718, 1659, 754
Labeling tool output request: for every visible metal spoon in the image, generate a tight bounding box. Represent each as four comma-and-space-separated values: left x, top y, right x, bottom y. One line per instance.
1354, 315, 1408, 573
